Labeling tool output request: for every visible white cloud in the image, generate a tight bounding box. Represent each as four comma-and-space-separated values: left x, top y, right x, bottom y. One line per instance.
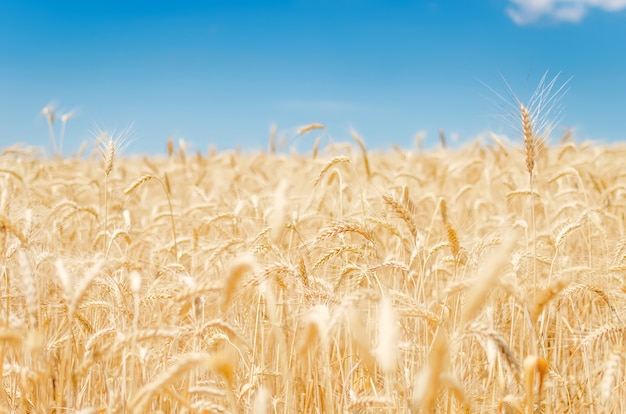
507, 0, 626, 25
552, 3, 587, 21
589, 0, 626, 10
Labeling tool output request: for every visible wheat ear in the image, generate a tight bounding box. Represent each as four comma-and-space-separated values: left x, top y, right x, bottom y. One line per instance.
382, 194, 417, 240
523, 355, 548, 410
125, 173, 179, 261
521, 104, 535, 178
440, 199, 461, 260
297, 123, 325, 135
438, 128, 447, 148
221, 255, 258, 311
314, 156, 351, 186
350, 130, 371, 179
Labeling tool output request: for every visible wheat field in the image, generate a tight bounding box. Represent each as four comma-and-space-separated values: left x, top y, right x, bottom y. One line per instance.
1, 127, 626, 413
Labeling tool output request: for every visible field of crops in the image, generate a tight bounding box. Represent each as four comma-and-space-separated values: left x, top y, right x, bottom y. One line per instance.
1, 131, 625, 413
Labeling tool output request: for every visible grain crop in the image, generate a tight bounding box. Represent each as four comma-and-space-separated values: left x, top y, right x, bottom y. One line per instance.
0, 123, 625, 413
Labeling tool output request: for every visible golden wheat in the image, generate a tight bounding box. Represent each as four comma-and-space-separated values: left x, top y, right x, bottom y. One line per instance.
0, 128, 625, 412
350, 130, 371, 179
0, 215, 28, 246
297, 123, 325, 135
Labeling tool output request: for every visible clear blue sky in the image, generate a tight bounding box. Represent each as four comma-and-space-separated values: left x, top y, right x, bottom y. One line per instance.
1, 0, 625, 154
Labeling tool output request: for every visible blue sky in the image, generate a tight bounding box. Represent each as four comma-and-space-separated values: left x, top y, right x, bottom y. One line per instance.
0, 0, 625, 154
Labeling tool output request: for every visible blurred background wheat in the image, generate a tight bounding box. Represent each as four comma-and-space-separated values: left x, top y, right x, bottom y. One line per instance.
1, 129, 626, 412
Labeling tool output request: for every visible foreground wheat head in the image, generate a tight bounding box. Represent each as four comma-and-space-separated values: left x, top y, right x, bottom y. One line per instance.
0, 135, 625, 413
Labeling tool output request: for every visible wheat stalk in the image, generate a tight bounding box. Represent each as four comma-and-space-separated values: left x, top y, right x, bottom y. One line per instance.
128, 352, 214, 412
416, 330, 448, 413
315, 222, 373, 244
439, 128, 447, 148
297, 123, 325, 135
253, 386, 271, 414
382, 194, 417, 240
17, 250, 38, 329
70, 259, 105, 316
376, 295, 398, 374
221, 255, 258, 311
314, 156, 351, 186
532, 276, 570, 323
601, 346, 624, 405
462, 236, 517, 324
125, 173, 179, 260
0, 215, 28, 247
350, 130, 371, 179
519, 103, 540, 314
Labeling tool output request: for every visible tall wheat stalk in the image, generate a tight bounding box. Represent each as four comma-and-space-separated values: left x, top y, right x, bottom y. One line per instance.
521, 103, 538, 302
487, 71, 570, 296
97, 127, 131, 255
102, 135, 115, 254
